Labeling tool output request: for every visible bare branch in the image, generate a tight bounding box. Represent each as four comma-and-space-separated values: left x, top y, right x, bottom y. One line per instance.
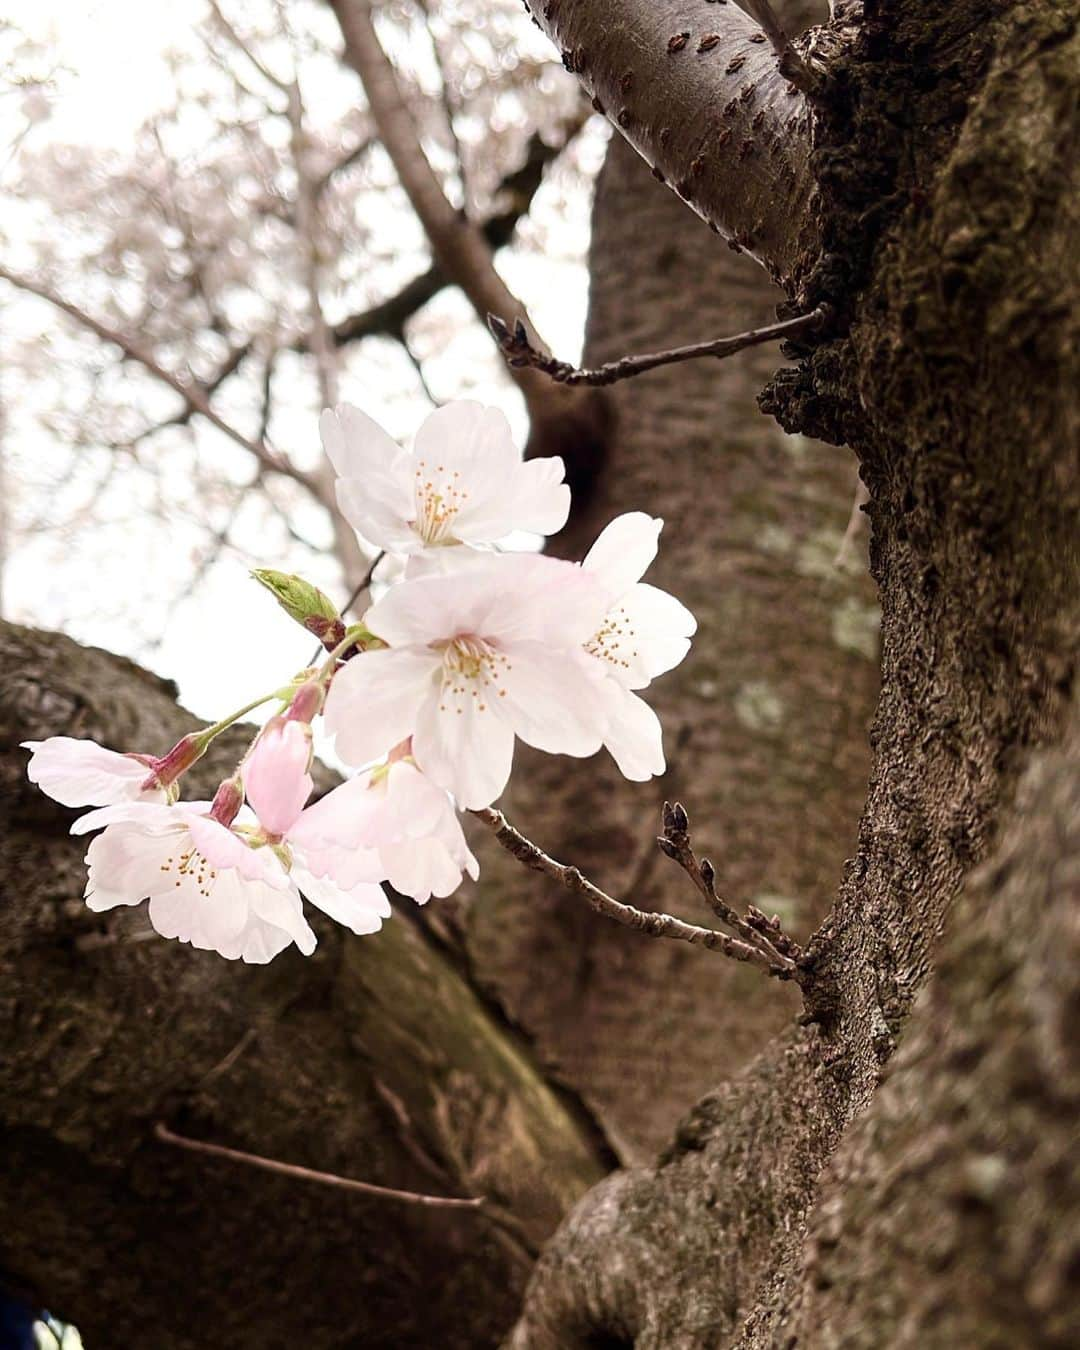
285, 76, 339, 407
0, 263, 324, 501
741, 0, 821, 94
519, 0, 820, 288
656, 800, 801, 966
205, 0, 290, 94
474, 807, 797, 980
314, 133, 376, 196
154, 1121, 486, 1210
329, 126, 574, 348
325, 0, 578, 420
488, 305, 831, 387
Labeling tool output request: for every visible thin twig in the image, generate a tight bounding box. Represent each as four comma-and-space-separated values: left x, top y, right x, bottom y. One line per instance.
656, 801, 801, 966
487, 306, 831, 388
0, 263, 323, 500
154, 1121, 486, 1210
741, 0, 821, 94
474, 808, 796, 980
205, 0, 290, 93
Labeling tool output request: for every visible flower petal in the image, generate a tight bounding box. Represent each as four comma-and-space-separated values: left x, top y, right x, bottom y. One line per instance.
245, 880, 318, 956
496, 642, 609, 757
581, 513, 663, 602
320, 404, 409, 482
291, 862, 390, 935
601, 684, 666, 781
323, 648, 437, 769
23, 736, 164, 808
185, 815, 291, 889
413, 686, 515, 809
84, 821, 186, 911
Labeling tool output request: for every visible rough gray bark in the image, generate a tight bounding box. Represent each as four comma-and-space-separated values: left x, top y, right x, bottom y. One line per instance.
508, 0, 1079, 1344
0, 624, 609, 1348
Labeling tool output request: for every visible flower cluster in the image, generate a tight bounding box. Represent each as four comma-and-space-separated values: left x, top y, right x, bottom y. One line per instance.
24, 400, 694, 962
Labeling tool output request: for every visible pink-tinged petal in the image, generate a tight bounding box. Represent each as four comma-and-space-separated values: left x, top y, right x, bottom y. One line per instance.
609, 582, 697, 689
601, 685, 666, 781
186, 815, 290, 889
456, 455, 570, 541
244, 720, 313, 836
402, 546, 489, 579
383, 762, 460, 840
236, 919, 295, 965
288, 775, 375, 849
323, 648, 437, 768
320, 405, 409, 483
380, 838, 468, 903
335, 476, 417, 554
84, 822, 186, 911
23, 736, 165, 808
582, 513, 663, 602
413, 687, 515, 809
71, 800, 181, 836
412, 401, 517, 476
496, 642, 609, 757
299, 840, 386, 891
366, 552, 605, 649
291, 863, 390, 935
245, 881, 318, 956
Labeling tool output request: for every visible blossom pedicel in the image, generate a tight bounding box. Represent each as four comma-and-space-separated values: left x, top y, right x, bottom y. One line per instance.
24, 400, 696, 962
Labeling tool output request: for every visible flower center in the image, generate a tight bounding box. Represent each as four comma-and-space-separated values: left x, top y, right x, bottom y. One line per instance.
435, 636, 511, 715
412, 459, 468, 545
159, 845, 218, 899
585, 605, 638, 672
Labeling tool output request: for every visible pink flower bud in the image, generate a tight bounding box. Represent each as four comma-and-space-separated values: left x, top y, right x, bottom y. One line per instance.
284, 680, 325, 726
209, 775, 245, 828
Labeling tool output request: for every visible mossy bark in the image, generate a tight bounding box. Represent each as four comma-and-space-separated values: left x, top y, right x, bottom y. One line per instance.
0, 623, 609, 1348
509, 1, 1079, 1345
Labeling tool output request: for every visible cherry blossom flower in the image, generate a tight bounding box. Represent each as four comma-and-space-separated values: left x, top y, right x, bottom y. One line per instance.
323, 552, 613, 809
22, 736, 169, 807
320, 400, 570, 562
580, 513, 697, 779
67, 720, 393, 960
292, 755, 479, 903
74, 801, 318, 964
239, 718, 392, 936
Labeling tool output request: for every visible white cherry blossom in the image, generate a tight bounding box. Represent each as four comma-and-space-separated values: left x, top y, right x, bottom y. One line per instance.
581, 513, 697, 779
68, 719, 395, 959
23, 736, 168, 808
320, 400, 570, 561
292, 756, 479, 903
323, 552, 613, 808
240, 719, 392, 936
75, 802, 318, 963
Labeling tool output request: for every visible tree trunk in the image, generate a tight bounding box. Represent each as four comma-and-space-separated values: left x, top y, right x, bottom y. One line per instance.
0, 624, 609, 1348
464, 126, 878, 1162
508, 1, 1079, 1344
